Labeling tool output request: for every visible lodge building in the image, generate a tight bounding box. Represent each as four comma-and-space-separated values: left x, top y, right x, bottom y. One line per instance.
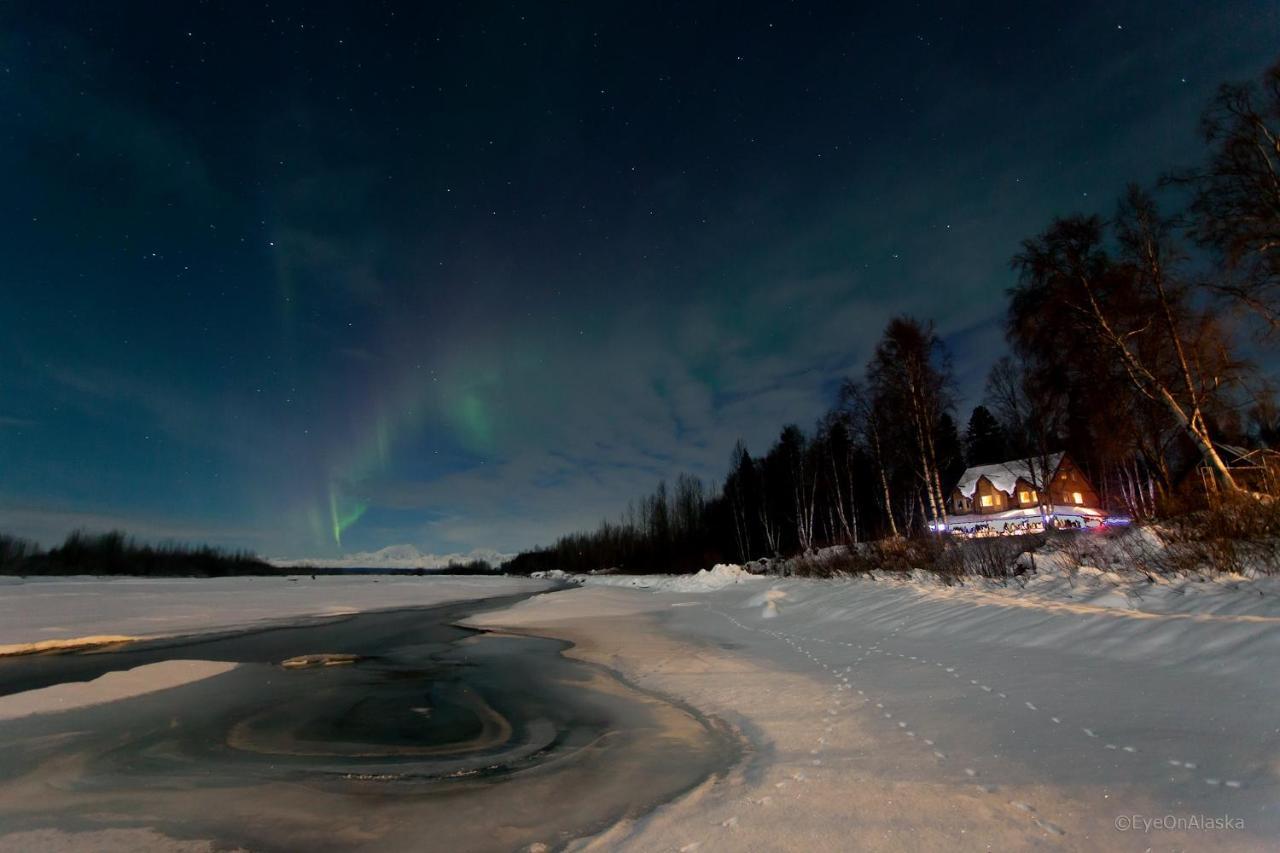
946, 452, 1106, 534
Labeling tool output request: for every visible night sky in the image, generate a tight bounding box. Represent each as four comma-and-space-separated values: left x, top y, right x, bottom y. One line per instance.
3, 1, 1277, 558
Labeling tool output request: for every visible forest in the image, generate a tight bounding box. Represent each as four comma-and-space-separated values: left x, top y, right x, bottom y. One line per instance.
505, 59, 1280, 576
0, 531, 277, 577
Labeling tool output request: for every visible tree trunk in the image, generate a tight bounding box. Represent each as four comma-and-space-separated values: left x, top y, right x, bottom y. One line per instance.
869, 422, 899, 537
828, 451, 855, 545
730, 485, 751, 562
1076, 272, 1242, 492
909, 386, 944, 531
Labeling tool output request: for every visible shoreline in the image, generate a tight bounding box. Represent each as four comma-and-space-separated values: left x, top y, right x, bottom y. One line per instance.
0, 585, 567, 698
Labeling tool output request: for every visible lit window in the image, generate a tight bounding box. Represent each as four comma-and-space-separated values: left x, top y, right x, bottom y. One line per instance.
1072, 491, 1083, 505
1019, 490, 1037, 503
980, 495, 993, 507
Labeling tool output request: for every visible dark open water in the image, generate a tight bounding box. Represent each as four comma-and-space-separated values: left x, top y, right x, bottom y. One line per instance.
0, 591, 739, 851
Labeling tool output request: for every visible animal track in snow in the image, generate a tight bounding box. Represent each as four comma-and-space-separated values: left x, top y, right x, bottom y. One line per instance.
1035, 818, 1066, 836
709, 611, 1099, 844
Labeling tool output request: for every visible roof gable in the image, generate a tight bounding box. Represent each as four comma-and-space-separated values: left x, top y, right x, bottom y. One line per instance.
953, 452, 1064, 499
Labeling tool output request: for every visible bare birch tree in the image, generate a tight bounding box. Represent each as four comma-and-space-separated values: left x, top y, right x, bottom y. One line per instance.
1013, 214, 1245, 492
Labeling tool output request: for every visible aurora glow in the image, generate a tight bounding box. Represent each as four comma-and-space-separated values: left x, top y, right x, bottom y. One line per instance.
2, 2, 1276, 558
328, 486, 368, 548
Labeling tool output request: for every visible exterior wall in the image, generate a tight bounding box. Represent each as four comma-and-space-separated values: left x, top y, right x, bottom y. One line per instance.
1048, 456, 1100, 508
1012, 477, 1041, 508
968, 476, 1011, 515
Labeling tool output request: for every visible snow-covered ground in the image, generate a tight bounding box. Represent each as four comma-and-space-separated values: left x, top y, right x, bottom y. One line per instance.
0, 574, 549, 654
472, 563, 1280, 850
3, 565, 1278, 848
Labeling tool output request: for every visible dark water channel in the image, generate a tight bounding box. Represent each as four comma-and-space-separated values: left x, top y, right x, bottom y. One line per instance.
0, 591, 739, 851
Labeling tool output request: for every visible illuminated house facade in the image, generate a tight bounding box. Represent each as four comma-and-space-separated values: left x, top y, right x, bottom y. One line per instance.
947, 453, 1104, 532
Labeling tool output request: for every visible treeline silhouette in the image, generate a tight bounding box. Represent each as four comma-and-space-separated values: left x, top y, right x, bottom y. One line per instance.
0, 531, 277, 577
507, 58, 1280, 577
503, 320, 969, 576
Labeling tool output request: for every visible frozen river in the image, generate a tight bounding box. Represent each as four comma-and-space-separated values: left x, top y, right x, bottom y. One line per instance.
0, 586, 738, 852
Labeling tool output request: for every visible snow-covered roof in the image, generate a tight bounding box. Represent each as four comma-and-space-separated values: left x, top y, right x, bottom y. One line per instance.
952, 452, 1064, 499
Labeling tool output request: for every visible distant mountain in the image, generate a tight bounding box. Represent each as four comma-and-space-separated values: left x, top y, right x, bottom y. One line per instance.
269, 544, 512, 569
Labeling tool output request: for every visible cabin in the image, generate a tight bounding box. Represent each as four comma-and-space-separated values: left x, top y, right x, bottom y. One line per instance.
946, 452, 1107, 535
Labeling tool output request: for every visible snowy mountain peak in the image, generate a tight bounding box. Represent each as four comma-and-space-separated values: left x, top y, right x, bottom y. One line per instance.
269, 544, 512, 569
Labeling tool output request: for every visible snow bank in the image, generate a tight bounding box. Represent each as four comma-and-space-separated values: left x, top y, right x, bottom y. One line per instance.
755, 526, 1280, 620
706, 571, 1280, 676
571, 564, 763, 593
0, 660, 238, 721
854, 563, 1280, 622
529, 526, 1280, 620
530, 569, 580, 582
